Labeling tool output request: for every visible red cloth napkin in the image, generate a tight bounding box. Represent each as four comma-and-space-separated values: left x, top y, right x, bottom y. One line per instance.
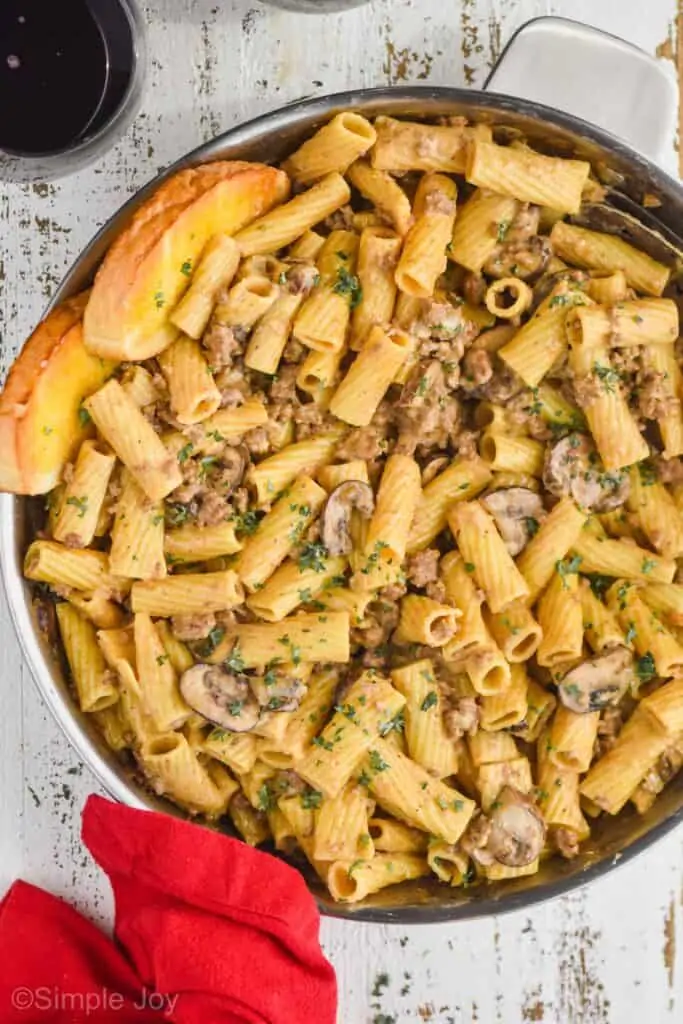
0, 794, 337, 1023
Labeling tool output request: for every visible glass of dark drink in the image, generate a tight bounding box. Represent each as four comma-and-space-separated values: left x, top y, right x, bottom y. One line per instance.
0, 0, 145, 181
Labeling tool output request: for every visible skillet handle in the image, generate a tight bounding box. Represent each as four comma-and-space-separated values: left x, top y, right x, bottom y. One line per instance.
484, 16, 677, 164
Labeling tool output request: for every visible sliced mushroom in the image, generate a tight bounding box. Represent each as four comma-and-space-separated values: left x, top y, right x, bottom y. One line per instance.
488, 786, 546, 867
179, 663, 260, 732
543, 433, 630, 512
250, 673, 307, 712
481, 488, 546, 557
558, 646, 634, 714
321, 480, 375, 556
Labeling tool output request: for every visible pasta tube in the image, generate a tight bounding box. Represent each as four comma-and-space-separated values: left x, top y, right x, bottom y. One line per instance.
550, 221, 671, 296
234, 173, 351, 256
330, 324, 411, 426
84, 380, 182, 501
236, 474, 327, 590
391, 659, 458, 777
395, 172, 458, 297
282, 111, 376, 183
466, 139, 590, 214
52, 441, 115, 548
229, 611, 351, 668
56, 603, 119, 713
448, 501, 530, 613
169, 234, 240, 339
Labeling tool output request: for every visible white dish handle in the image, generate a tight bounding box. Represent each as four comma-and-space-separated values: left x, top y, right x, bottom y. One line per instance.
484, 16, 677, 165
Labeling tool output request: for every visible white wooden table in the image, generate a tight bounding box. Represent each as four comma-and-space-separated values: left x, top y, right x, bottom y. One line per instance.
1, 1, 683, 1020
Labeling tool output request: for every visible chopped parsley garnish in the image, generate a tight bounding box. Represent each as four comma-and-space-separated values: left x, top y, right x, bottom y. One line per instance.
224, 644, 245, 673
78, 405, 92, 427
641, 558, 657, 575
416, 375, 428, 397
420, 691, 438, 711
257, 784, 276, 812
335, 702, 357, 721
154, 291, 166, 309
368, 749, 389, 773
557, 555, 582, 586
496, 219, 510, 242
177, 442, 194, 464
156, 654, 169, 666
313, 735, 334, 752
300, 788, 323, 810
232, 509, 265, 537
592, 361, 622, 394
199, 455, 221, 478
635, 651, 656, 682
378, 710, 405, 737
464, 562, 476, 573
361, 540, 390, 575
638, 462, 657, 487
165, 502, 191, 527
548, 293, 572, 308
524, 516, 540, 538
298, 541, 328, 573
180, 260, 193, 276
625, 622, 637, 645
333, 266, 363, 309
197, 625, 225, 658
66, 495, 88, 518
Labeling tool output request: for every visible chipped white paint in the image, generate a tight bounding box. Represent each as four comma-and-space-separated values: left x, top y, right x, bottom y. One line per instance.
1, 1, 682, 1021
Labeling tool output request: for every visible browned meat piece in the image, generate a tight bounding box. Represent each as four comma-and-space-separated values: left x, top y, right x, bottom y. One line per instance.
444, 697, 479, 740
554, 826, 580, 859
197, 490, 231, 526
202, 322, 241, 372
657, 456, 683, 485
394, 361, 460, 454
611, 346, 640, 379
270, 364, 299, 404
282, 336, 306, 362
336, 426, 388, 462
460, 812, 494, 866
405, 548, 440, 588
379, 581, 408, 602
462, 348, 493, 386
505, 203, 540, 243
294, 402, 339, 440
463, 272, 487, 307
483, 235, 552, 281
543, 433, 630, 511
172, 612, 217, 641
637, 369, 681, 421
423, 188, 457, 217
283, 263, 319, 296
425, 580, 447, 603
243, 426, 271, 457
454, 430, 480, 461
594, 706, 624, 759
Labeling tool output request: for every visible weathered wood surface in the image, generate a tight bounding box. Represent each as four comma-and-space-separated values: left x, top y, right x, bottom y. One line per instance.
1, 2, 683, 1021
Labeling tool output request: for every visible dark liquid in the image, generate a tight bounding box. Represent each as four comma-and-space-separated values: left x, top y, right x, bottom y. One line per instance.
0, 1, 110, 155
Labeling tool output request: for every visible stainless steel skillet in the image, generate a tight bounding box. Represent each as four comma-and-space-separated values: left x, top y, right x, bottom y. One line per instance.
2, 17, 683, 922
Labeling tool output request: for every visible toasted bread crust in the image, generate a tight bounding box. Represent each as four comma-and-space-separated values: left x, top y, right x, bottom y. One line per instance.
0, 292, 115, 494
83, 161, 290, 360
